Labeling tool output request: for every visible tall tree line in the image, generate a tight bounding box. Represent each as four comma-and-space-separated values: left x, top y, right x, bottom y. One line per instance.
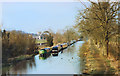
53, 27, 80, 44
2, 30, 36, 61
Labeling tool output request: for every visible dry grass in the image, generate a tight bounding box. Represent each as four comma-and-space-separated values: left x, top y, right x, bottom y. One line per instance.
79, 41, 119, 74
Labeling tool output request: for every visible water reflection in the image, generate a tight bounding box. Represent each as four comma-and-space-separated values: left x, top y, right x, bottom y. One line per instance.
2, 41, 85, 74
2, 58, 36, 75
39, 56, 47, 60
63, 44, 75, 58
13, 58, 35, 74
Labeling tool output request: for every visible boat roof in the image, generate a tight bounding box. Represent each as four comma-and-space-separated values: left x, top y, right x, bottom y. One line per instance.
44, 47, 50, 49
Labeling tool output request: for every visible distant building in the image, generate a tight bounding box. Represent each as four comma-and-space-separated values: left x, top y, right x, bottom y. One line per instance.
32, 32, 47, 46
32, 32, 46, 40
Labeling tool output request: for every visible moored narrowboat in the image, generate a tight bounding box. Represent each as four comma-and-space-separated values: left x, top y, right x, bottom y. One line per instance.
39, 49, 47, 57
51, 46, 60, 56
61, 43, 68, 49
39, 47, 52, 57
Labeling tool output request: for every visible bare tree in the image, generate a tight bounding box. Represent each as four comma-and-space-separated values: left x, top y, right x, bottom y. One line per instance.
75, 0, 119, 57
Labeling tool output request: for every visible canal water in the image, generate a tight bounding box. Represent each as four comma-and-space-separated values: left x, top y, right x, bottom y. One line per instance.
2, 41, 84, 74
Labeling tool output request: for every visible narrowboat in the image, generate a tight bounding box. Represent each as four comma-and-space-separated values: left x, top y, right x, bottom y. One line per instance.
51, 46, 60, 56
39, 48, 52, 57
61, 43, 68, 49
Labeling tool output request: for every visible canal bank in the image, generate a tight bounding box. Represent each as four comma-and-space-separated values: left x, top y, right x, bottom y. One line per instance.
2, 41, 85, 75
79, 41, 119, 75
2, 54, 35, 67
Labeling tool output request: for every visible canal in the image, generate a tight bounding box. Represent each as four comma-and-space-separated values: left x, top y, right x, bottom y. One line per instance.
2, 41, 85, 74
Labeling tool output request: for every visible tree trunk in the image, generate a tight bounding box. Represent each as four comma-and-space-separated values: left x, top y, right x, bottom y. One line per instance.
106, 31, 109, 57
106, 39, 109, 57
